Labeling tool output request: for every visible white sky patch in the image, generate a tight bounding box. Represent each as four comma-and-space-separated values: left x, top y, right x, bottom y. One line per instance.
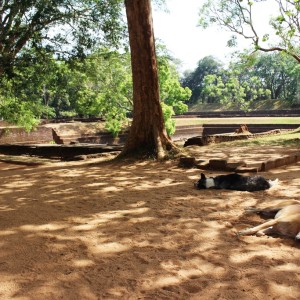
152, 0, 280, 72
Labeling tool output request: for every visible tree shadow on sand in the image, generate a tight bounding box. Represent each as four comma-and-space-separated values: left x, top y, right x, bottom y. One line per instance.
0, 153, 299, 299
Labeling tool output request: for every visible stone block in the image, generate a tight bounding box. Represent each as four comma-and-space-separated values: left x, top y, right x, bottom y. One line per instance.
178, 156, 196, 168
209, 159, 227, 170
261, 160, 276, 171
274, 157, 285, 168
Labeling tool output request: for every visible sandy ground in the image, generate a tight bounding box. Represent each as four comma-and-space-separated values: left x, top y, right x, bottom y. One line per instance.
0, 143, 300, 300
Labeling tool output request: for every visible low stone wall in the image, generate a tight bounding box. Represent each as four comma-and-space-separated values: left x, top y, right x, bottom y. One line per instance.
0, 124, 202, 145
1, 122, 299, 145
202, 124, 300, 136
184, 129, 295, 147
0, 127, 54, 144
0, 144, 122, 159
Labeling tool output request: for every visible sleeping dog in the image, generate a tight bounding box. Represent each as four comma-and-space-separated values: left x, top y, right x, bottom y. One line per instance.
194, 173, 278, 192
244, 199, 300, 218
238, 204, 300, 241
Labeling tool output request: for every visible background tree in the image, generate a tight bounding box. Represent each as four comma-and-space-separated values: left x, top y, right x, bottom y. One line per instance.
199, 0, 300, 63
201, 74, 225, 104
184, 49, 300, 109
201, 69, 271, 110
247, 52, 300, 101
181, 56, 223, 104
229, 50, 300, 102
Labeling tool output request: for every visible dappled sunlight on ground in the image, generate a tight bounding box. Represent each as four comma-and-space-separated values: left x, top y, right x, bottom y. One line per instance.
0, 144, 299, 299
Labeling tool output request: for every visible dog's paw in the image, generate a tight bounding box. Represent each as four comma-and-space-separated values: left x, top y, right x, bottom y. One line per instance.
236, 228, 252, 236
255, 231, 266, 237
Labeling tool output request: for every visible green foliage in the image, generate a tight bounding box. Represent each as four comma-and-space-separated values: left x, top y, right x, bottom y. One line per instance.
69, 50, 133, 136
270, 1, 300, 55
158, 55, 190, 114
161, 103, 176, 136
0, 0, 125, 77
233, 51, 300, 102
156, 45, 191, 135
183, 49, 300, 106
181, 56, 223, 104
0, 62, 56, 131
0, 44, 189, 136
104, 114, 125, 138
0, 95, 40, 131
0, 0, 189, 143
201, 70, 271, 110
201, 74, 226, 104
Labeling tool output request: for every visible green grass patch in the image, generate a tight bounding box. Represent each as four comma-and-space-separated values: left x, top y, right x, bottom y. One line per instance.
219, 129, 300, 148
188, 99, 294, 112
174, 117, 300, 126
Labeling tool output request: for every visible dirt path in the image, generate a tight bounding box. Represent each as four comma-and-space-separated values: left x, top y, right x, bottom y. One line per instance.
0, 144, 299, 299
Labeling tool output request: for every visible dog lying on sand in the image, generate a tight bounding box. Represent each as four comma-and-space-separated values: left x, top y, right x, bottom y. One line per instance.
238, 203, 300, 241
194, 173, 278, 192
244, 200, 300, 218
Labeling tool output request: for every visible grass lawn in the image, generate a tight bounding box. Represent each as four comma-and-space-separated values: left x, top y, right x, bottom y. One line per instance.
174, 117, 300, 126
223, 129, 300, 147
188, 99, 297, 111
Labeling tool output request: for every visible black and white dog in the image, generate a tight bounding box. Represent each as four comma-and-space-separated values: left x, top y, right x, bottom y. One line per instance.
194, 173, 278, 192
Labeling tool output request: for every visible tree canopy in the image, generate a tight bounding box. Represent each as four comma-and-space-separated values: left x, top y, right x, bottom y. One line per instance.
199, 0, 300, 63
0, 0, 125, 76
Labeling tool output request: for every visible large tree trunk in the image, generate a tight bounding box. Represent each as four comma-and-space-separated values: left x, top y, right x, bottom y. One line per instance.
121, 0, 177, 159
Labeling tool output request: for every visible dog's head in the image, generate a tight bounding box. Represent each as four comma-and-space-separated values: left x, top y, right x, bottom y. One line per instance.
194, 173, 207, 189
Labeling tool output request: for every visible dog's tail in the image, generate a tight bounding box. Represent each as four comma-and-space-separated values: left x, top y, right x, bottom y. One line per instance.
268, 178, 279, 188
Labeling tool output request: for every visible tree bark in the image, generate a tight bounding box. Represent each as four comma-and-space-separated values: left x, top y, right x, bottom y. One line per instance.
121, 0, 176, 159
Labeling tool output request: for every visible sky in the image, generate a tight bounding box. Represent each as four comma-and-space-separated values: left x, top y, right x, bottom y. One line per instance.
152, 0, 277, 72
